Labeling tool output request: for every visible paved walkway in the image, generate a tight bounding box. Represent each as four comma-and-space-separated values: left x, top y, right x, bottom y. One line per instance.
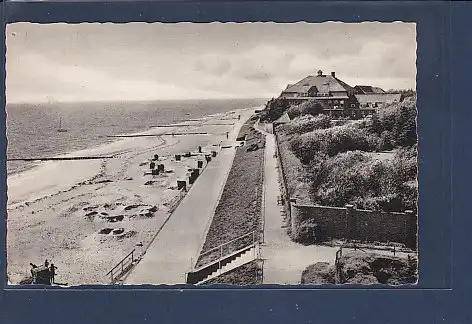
256, 123, 340, 284
124, 115, 250, 285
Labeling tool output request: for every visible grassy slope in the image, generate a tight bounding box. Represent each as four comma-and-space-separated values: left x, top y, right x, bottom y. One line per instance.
196, 118, 265, 267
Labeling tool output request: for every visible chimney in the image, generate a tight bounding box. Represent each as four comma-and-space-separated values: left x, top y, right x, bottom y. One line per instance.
331, 71, 336, 77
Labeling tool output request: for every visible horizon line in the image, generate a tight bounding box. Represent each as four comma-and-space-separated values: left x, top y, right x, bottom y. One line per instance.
6, 97, 271, 105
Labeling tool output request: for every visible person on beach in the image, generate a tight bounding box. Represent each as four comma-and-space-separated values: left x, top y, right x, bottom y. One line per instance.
226, 132, 229, 139
30, 263, 37, 277
238, 115, 241, 120
49, 263, 57, 284
44, 259, 49, 267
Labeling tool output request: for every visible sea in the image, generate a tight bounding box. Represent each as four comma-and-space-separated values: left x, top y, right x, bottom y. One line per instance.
6, 99, 267, 175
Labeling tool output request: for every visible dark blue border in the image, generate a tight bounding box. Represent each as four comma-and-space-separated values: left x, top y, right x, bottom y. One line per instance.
1, 1, 468, 323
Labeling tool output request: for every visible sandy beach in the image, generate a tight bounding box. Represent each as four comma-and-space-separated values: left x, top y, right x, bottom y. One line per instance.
6, 107, 256, 286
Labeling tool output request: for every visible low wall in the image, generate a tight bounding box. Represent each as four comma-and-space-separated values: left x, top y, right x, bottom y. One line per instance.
290, 201, 416, 248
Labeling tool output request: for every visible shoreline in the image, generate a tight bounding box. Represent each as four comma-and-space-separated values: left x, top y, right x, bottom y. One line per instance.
6, 106, 262, 177
7, 107, 261, 207
6, 106, 258, 286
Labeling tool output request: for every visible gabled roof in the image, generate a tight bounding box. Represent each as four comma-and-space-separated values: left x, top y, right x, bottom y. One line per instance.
354, 85, 386, 94
355, 93, 401, 104
282, 84, 314, 93
282, 73, 353, 95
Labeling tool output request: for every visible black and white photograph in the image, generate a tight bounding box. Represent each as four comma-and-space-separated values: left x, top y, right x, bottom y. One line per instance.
5, 22, 418, 286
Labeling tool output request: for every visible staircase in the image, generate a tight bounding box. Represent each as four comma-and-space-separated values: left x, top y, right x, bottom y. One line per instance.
196, 245, 258, 285
186, 231, 261, 284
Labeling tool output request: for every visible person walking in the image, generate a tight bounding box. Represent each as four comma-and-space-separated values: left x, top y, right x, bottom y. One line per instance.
49, 263, 57, 284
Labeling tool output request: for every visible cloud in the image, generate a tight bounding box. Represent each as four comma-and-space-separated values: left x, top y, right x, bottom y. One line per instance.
6, 22, 416, 103
195, 55, 232, 76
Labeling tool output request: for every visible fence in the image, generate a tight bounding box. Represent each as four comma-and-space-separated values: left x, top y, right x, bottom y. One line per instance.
106, 249, 135, 284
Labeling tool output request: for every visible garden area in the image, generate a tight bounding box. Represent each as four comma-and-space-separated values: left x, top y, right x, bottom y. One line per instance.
275, 95, 418, 213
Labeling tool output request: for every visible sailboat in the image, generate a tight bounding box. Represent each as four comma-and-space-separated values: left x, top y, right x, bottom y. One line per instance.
57, 117, 68, 132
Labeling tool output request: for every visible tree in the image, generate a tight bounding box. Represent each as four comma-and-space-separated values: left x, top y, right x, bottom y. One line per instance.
261, 97, 290, 122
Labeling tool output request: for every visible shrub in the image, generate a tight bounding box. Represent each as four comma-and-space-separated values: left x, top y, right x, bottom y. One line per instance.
378, 131, 394, 151
260, 97, 290, 122
290, 125, 376, 163
369, 98, 417, 149
315, 151, 372, 206
286, 99, 324, 119
320, 126, 374, 157
308, 150, 418, 212
295, 218, 321, 245
282, 114, 332, 135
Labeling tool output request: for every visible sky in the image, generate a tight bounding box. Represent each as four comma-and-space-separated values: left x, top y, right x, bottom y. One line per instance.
6, 22, 416, 103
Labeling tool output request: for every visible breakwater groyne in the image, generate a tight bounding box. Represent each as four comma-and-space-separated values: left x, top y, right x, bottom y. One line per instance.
7, 156, 115, 161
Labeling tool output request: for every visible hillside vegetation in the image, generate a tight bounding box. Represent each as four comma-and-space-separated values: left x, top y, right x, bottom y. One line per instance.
301, 252, 418, 285
275, 95, 417, 213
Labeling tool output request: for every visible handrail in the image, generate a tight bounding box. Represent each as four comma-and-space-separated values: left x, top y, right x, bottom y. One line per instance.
198, 230, 256, 258
106, 249, 135, 282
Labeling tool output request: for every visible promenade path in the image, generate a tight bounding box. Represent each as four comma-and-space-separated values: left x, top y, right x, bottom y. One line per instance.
124, 112, 251, 285
255, 123, 340, 284
256, 122, 413, 284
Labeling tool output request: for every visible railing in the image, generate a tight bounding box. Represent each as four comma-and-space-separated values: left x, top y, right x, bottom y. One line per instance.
106, 249, 135, 284
195, 230, 259, 269
167, 188, 186, 213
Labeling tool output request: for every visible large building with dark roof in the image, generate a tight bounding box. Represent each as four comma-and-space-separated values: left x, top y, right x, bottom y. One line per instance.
279, 70, 402, 118
280, 70, 358, 109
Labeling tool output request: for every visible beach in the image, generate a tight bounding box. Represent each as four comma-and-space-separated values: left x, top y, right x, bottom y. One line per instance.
6, 107, 256, 286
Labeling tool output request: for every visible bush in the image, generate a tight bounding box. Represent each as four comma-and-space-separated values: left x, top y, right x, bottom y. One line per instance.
320, 127, 374, 157
260, 98, 290, 122
281, 114, 332, 135
290, 125, 376, 163
308, 150, 417, 212
295, 219, 321, 245
286, 99, 324, 119
378, 131, 394, 151
369, 98, 417, 149
300, 262, 336, 284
